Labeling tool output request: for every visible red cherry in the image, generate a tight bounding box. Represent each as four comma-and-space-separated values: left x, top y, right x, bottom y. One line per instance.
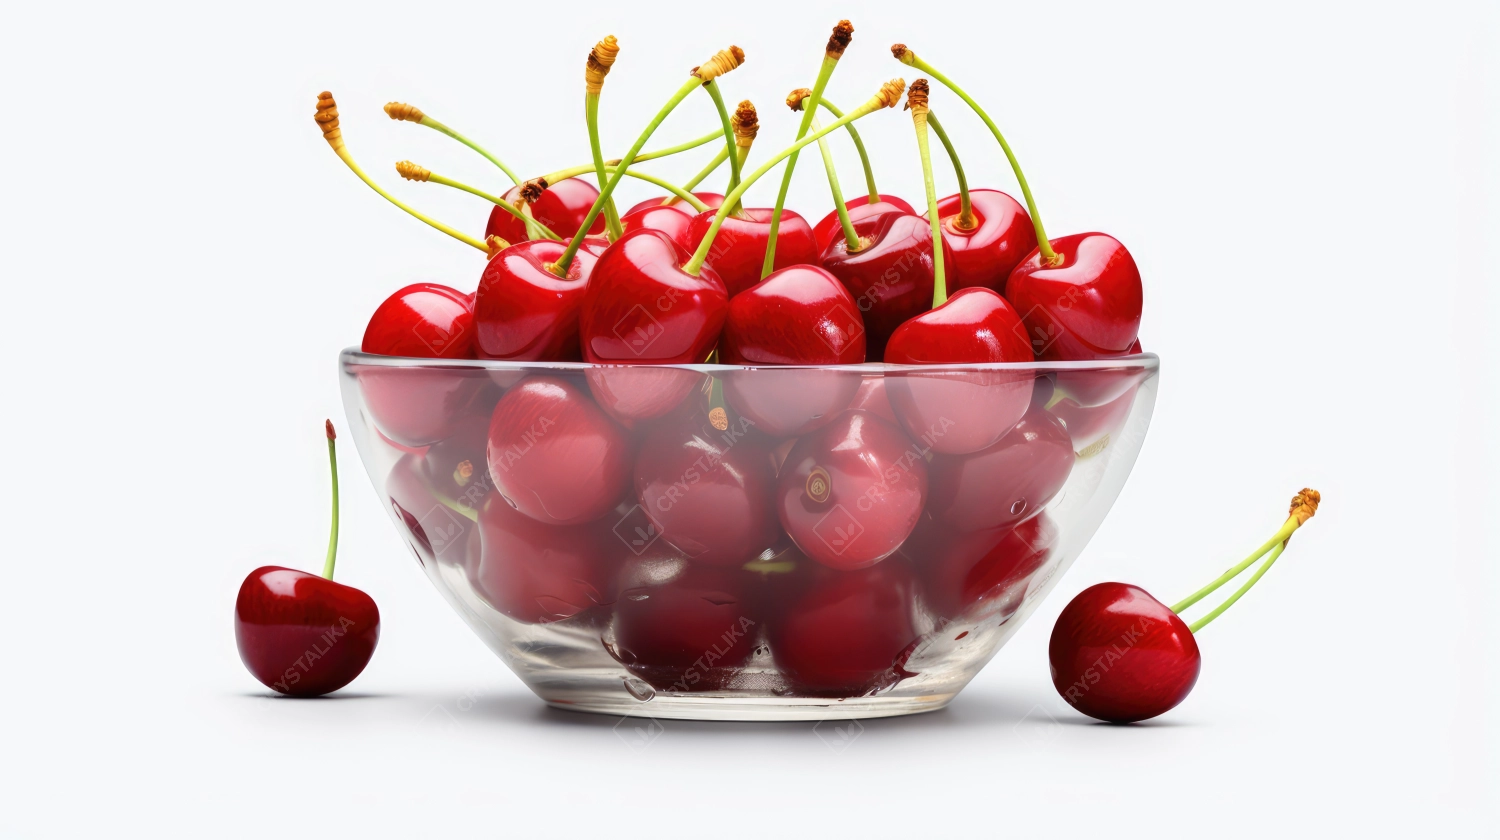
920, 514, 1059, 623
486, 375, 630, 525
634, 413, 777, 567
1005, 232, 1143, 362
820, 211, 955, 360
470, 492, 615, 624
925, 189, 1037, 292
776, 410, 928, 571
925, 407, 1074, 533
847, 375, 898, 424
384, 417, 490, 569
612, 556, 760, 691
235, 567, 380, 697
812, 194, 915, 252
473, 238, 608, 362
619, 203, 695, 252
622, 192, 726, 217
1048, 384, 1139, 456
362, 282, 475, 359
719, 265, 865, 437
883, 287, 1036, 455
486, 177, 606, 242
686, 208, 820, 297
579, 228, 728, 422
1049, 583, 1200, 723
768, 557, 920, 696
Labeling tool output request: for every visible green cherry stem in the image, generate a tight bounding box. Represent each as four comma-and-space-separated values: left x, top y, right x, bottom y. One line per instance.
552, 46, 745, 275
811, 117, 860, 250
704, 80, 743, 195
321, 420, 341, 580
685, 78, 905, 276
584, 36, 625, 240
926, 111, 974, 230
1171, 489, 1322, 632
892, 44, 1056, 263
543, 130, 723, 185
395, 162, 562, 240
761, 55, 838, 279
384, 101, 522, 186
664, 147, 730, 206
601, 166, 708, 211
907, 81, 947, 307
792, 90, 880, 202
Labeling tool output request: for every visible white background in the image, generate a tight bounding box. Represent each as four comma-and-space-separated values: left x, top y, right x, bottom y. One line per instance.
1, 0, 1496, 835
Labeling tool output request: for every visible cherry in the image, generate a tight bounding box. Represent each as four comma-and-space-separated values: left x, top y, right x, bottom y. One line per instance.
820, 211, 953, 360
578, 228, 729, 422
634, 412, 778, 567
776, 410, 928, 571
473, 238, 608, 362
236, 422, 379, 697
619, 203, 695, 253
928, 189, 1037, 292
767, 555, 920, 696
925, 407, 1074, 533
1048, 384, 1139, 458
719, 265, 865, 437
686, 207, 820, 298
1050, 489, 1322, 722
470, 491, 615, 624
883, 288, 1036, 454
362, 282, 475, 359
384, 417, 490, 569
486, 375, 630, 525
612, 554, 761, 691
485, 177, 606, 244
812, 195, 915, 252
920, 514, 1059, 623
1049, 583, 1200, 723
847, 375, 898, 424
1006, 232, 1143, 361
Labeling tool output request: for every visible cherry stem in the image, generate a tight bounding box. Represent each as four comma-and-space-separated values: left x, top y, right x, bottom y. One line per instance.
545, 130, 723, 184
761, 56, 840, 279
813, 98, 880, 202
666, 147, 729, 206
401, 164, 562, 240
926, 112, 974, 230
553, 75, 707, 274
704, 81, 743, 196
586, 93, 625, 240
685, 84, 898, 275
811, 117, 861, 250
1188, 541, 1285, 634
910, 93, 947, 306
331, 148, 487, 253
896, 48, 1056, 263
412, 115, 523, 187
321, 421, 341, 580
601, 166, 708, 211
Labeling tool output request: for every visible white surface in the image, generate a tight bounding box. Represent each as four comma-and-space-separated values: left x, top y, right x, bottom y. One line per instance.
2, 0, 1497, 835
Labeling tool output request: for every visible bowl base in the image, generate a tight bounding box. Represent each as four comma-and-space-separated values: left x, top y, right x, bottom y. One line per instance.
541, 687, 957, 721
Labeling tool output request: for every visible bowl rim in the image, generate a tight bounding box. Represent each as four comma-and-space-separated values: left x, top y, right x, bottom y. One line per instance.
341, 348, 1160, 374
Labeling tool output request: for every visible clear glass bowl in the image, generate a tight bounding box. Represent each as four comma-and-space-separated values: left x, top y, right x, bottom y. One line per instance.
339, 349, 1159, 720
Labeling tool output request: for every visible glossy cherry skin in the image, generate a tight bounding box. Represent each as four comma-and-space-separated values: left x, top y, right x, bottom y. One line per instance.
848, 375, 898, 424
623, 192, 725, 217
821, 211, 955, 360
919, 514, 1058, 623
1049, 582, 1201, 723
1049, 384, 1139, 457
925, 189, 1037, 292
579, 229, 728, 422
235, 567, 380, 697
486, 177, 606, 243
612, 553, 760, 691
884, 287, 1036, 455
812, 194, 916, 253
385, 417, 490, 569
474, 238, 607, 362
720, 265, 865, 437
469, 492, 617, 624
686, 208, 820, 298
619, 204, 694, 253
926, 407, 1075, 533
634, 413, 778, 567
486, 375, 630, 525
776, 410, 928, 570
362, 283, 475, 359
767, 557, 920, 696
1005, 232, 1142, 362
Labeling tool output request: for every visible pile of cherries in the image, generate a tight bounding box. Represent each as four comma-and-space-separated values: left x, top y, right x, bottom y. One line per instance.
327, 23, 1152, 700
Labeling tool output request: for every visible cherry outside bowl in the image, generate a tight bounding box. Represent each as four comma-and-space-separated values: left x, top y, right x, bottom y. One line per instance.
340, 349, 1159, 720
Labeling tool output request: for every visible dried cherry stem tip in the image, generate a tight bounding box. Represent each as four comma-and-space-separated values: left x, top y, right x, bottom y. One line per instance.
891, 44, 1057, 264
1170, 488, 1323, 633
315, 93, 487, 253
384, 100, 521, 187
321, 420, 341, 580
585, 34, 620, 95
907, 80, 947, 306
688, 78, 905, 276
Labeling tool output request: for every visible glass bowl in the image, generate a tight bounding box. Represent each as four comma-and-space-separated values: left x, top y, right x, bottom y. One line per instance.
339, 349, 1159, 720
